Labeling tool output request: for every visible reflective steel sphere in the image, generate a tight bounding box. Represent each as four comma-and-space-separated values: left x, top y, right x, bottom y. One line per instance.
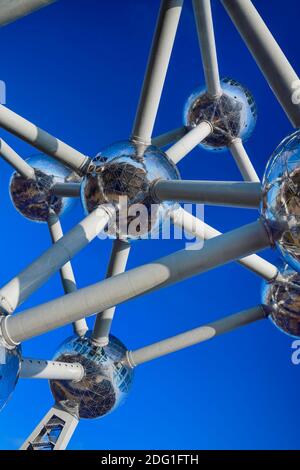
261, 130, 300, 272
50, 333, 133, 420
262, 265, 300, 338
183, 78, 257, 151
81, 140, 180, 240
0, 340, 21, 412
9, 155, 79, 222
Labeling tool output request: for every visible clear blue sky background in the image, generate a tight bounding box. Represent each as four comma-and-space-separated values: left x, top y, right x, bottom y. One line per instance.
0, 0, 299, 450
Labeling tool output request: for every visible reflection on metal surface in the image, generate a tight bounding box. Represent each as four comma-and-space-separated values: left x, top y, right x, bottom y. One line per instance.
10, 155, 80, 223
50, 333, 133, 420
262, 265, 300, 337
0, 339, 21, 412
81, 140, 180, 240
183, 78, 257, 151
261, 130, 300, 271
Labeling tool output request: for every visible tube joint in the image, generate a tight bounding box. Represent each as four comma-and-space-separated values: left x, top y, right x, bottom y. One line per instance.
0, 315, 20, 349
124, 350, 136, 369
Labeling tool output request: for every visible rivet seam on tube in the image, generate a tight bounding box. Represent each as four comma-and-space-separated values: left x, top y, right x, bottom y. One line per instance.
229, 137, 242, 147
125, 350, 136, 369
149, 178, 163, 204
201, 120, 214, 135
72, 363, 85, 382
0, 316, 20, 348
130, 135, 151, 147
79, 156, 92, 176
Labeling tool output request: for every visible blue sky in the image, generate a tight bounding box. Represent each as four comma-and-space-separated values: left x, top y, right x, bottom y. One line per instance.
0, 0, 299, 450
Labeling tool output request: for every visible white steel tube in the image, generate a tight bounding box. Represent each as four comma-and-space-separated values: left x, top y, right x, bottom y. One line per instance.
52, 182, 81, 198
221, 0, 300, 128
131, 0, 184, 144
1, 219, 272, 344
0, 0, 56, 27
152, 126, 187, 148
170, 207, 277, 281
20, 358, 84, 381
152, 180, 261, 208
48, 212, 88, 337
0, 104, 90, 174
92, 239, 131, 346
229, 138, 260, 182
126, 305, 266, 366
0, 205, 114, 314
193, 0, 221, 97
166, 121, 212, 163
0, 139, 35, 179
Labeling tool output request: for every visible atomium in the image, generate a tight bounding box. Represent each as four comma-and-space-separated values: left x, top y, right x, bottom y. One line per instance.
262, 265, 300, 338
50, 333, 133, 419
9, 155, 79, 223
81, 140, 180, 240
261, 130, 300, 272
183, 78, 257, 151
0, 0, 299, 452
0, 339, 21, 412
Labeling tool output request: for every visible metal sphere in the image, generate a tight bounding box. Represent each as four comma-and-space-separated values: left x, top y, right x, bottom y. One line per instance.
261, 130, 300, 272
9, 155, 79, 223
262, 265, 300, 338
183, 78, 257, 151
81, 140, 180, 240
0, 339, 21, 412
50, 333, 133, 420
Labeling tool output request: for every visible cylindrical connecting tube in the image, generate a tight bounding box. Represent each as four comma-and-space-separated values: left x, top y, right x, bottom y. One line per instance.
0, 104, 90, 173
221, 0, 300, 128
166, 121, 213, 163
0, 219, 272, 345
92, 239, 131, 346
20, 358, 84, 381
126, 305, 266, 366
0, 139, 36, 180
0, 205, 114, 314
47, 211, 88, 337
152, 180, 261, 208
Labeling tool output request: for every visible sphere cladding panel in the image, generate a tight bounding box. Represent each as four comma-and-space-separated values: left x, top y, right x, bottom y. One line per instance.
183, 78, 257, 151
0, 340, 21, 412
81, 140, 180, 240
9, 155, 80, 222
262, 265, 300, 338
50, 333, 133, 420
261, 130, 300, 272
